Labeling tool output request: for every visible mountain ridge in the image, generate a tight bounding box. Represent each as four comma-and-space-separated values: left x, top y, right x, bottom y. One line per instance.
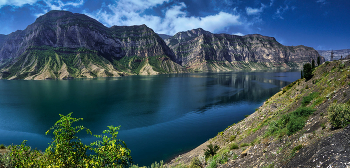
0, 10, 323, 80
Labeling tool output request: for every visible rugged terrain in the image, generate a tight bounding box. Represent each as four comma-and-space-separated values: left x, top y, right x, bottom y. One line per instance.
317, 49, 350, 61
0, 10, 182, 80
165, 28, 323, 71
160, 60, 350, 168
0, 10, 323, 80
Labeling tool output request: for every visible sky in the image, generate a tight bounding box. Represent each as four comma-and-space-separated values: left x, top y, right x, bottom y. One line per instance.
0, 0, 349, 50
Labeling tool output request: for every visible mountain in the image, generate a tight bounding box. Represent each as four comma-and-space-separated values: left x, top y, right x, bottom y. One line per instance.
0, 10, 183, 80
157, 34, 172, 40
165, 59, 350, 168
317, 49, 350, 61
0, 10, 323, 80
165, 28, 323, 71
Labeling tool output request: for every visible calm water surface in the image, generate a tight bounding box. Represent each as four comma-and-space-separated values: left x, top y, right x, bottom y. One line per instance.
0, 71, 300, 166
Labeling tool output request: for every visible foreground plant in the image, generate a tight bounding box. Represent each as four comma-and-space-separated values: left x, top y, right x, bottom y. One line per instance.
0, 113, 132, 168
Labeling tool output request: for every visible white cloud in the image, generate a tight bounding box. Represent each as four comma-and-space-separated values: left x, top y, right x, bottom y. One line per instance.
245, 4, 266, 15
88, 1, 243, 35
0, 0, 38, 8
316, 0, 326, 5
274, 5, 289, 19
233, 32, 244, 36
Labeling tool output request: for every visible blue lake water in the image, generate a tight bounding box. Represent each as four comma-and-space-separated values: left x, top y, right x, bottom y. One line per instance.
0, 71, 300, 166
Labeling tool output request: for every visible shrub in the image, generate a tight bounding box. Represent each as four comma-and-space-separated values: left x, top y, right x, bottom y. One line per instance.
0, 144, 5, 149
291, 144, 303, 156
230, 143, 239, 150
302, 92, 319, 106
189, 157, 202, 168
240, 143, 249, 147
287, 116, 306, 135
303, 63, 313, 80
204, 144, 220, 159
328, 103, 350, 128
229, 135, 236, 142
292, 107, 316, 117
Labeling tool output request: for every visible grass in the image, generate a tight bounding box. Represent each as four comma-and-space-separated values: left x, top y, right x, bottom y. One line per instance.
240, 143, 250, 147
230, 143, 239, 150
302, 92, 319, 106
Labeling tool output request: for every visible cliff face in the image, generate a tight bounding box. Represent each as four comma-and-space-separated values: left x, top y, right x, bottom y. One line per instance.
165, 28, 323, 70
317, 49, 350, 61
0, 10, 182, 79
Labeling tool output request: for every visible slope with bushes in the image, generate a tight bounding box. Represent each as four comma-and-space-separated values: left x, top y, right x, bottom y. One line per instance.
164, 60, 350, 168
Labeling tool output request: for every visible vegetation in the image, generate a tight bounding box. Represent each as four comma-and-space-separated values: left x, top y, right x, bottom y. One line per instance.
302, 92, 319, 106
303, 63, 313, 80
328, 103, 350, 128
317, 56, 321, 66
203, 144, 220, 159
0, 113, 132, 168
230, 143, 239, 150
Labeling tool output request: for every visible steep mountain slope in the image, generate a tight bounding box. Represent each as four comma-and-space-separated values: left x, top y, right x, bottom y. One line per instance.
0, 10, 183, 80
165, 28, 323, 71
164, 60, 350, 168
317, 49, 350, 61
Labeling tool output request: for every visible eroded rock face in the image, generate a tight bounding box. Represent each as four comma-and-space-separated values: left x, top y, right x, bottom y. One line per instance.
286, 125, 350, 168
165, 28, 323, 67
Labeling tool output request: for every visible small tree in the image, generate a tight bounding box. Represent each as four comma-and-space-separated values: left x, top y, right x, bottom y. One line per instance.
317, 56, 321, 66
311, 59, 315, 69
301, 70, 303, 79
303, 63, 313, 80
204, 144, 220, 159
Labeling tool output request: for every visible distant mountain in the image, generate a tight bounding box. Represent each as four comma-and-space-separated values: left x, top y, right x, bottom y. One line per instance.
157, 34, 172, 40
0, 10, 182, 80
165, 28, 323, 71
0, 10, 324, 80
317, 49, 350, 61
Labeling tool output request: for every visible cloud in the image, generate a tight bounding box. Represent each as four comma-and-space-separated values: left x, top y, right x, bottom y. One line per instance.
246, 3, 266, 15
274, 5, 289, 19
233, 32, 244, 36
316, 0, 326, 5
88, 1, 243, 35
0, 0, 38, 8
33, 0, 84, 17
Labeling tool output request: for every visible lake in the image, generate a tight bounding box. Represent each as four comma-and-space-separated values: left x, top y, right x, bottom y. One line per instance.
0, 71, 300, 166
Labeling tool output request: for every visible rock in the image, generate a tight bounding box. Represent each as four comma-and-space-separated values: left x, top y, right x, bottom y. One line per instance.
241, 146, 252, 158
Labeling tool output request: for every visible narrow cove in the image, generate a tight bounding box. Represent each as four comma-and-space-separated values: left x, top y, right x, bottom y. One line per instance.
0, 71, 300, 166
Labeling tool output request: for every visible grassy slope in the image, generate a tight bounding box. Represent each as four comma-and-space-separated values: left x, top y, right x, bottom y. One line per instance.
158, 60, 350, 168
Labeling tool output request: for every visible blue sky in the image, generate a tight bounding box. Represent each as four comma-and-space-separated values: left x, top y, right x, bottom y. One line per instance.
0, 0, 349, 50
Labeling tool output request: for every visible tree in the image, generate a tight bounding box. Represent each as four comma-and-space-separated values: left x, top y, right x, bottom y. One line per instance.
303, 63, 313, 80
301, 70, 303, 79
311, 60, 315, 69
317, 56, 321, 66
203, 144, 220, 159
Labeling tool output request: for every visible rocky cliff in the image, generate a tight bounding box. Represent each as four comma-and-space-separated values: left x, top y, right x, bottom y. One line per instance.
0, 10, 182, 80
0, 10, 324, 80
165, 28, 323, 71
317, 49, 350, 61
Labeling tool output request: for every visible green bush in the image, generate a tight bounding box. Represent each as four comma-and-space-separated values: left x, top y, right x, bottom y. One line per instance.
0, 144, 5, 149
291, 144, 303, 156
328, 103, 350, 128
229, 135, 236, 142
303, 63, 313, 80
204, 144, 220, 159
0, 113, 132, 168
189, 157, 202, 168
302, 92, 319, 106
287, 116, 306, 135
230, 143, 239, 150
240, 143, 250, 147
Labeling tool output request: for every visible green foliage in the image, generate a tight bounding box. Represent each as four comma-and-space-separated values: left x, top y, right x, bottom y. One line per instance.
0, 144, 5, 149
303, 63, 313, 80
229, 135, 236, 142
240, 143, 250, 147
291, 144, 303, 156
189, 157, 202, 168
0, 113, 132, 168
207, 159, 217, 168
317, 56, 321, 66
203, 144, 220, 159
266, 107, 315, 137
311, 59, 315, 69
302, 92, 319, 106
328, 103, 350, 128
230, 143, 239, 150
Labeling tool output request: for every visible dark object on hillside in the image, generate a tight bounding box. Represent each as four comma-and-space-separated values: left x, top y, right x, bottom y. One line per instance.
303, 63, 313, 80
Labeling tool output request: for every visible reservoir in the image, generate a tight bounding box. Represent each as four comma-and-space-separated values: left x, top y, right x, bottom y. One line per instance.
0, 71, 300, 166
